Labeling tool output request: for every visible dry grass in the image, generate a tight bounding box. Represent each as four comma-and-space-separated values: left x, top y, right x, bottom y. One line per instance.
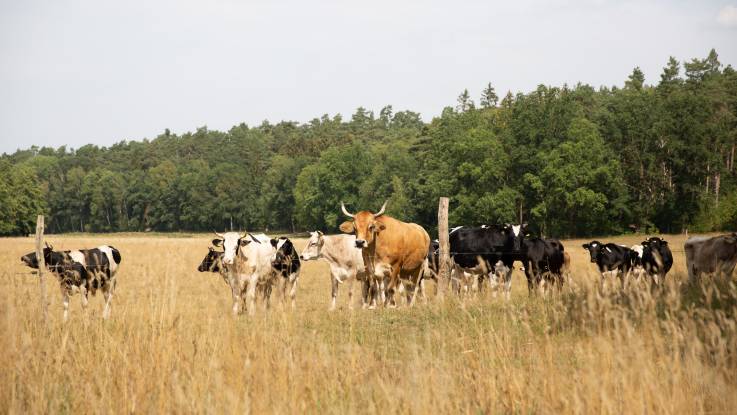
0, 234, 735, 414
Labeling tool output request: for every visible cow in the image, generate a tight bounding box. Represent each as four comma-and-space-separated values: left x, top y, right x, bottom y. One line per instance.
446, 224, 528, 299
582, 241, 635, 285
299, 231, 370, 310
21, 243, 122, 321
522, 238, 566, 292
270, 237, 300, 309
339, 201, 430, 308
640, 237, 673, 282
685, 233, 737, 283
211, 231, 276, 315
197, 247, 227, 283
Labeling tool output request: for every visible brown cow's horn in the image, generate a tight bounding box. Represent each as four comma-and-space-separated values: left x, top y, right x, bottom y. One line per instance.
341, 202, 355, 218
374, 200, 388, 217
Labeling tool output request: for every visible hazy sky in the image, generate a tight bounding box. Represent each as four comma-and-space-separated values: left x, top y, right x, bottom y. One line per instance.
1, 0, 736, 154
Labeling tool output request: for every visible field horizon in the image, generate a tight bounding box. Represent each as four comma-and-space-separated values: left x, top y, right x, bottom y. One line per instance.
1, 232, 735, 414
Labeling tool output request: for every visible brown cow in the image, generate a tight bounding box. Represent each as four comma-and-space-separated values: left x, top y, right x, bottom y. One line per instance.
339, 201, 430, 308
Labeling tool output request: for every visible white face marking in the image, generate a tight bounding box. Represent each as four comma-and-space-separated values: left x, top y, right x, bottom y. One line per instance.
512, 225, 521, 236
276, 238, 287, 251
221, 232, 242, 265
591, 243, 598, 248
481, 225, 488, 229
631, 245, 644, 257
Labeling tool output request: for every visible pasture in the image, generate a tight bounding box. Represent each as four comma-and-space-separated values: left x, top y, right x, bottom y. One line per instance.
0, 233, 735, 414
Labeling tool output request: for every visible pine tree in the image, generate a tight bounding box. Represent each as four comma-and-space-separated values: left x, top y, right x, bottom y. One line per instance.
456, 89, 475, 112
480, 83, 499, 108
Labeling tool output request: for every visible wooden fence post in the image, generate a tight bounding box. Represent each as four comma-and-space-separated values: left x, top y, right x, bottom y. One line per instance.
437, 197, 451, 298
35, 215, 48, 322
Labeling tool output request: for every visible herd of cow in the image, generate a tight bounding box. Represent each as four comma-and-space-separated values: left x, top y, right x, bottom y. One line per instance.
16, 201, 737, 319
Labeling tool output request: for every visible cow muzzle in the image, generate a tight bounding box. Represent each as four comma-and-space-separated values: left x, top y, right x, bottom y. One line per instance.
355, 240, 366, 248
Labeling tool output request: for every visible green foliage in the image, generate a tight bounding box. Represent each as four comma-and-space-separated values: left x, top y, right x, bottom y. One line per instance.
1, 51, 735, 237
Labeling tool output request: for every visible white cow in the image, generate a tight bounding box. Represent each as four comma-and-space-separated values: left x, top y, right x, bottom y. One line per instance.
212, 231, 276, 315
299, 231, 369, 310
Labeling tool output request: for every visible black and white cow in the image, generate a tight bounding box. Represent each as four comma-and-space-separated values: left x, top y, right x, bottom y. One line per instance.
685, 233, 737, 283
582, 241, 634, 284
197, 247, 227, 282
641, 237, 673, 280
523, 238, 566, 291
270, 237, 300, 309
211, 231, 276, 315
447, 223, 528, 299
21, 243, 122, 321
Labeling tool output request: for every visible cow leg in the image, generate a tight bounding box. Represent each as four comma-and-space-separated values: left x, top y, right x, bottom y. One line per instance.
288, 273, 298, 309
329, 275, 339, 311
80, 285, 89, 311
60, 285, 70, 322
503, 263, 514, 301
102, 277, 116, 320
347, 273, 355, 310
245, 275, 259, 316
229, 274, 242, 315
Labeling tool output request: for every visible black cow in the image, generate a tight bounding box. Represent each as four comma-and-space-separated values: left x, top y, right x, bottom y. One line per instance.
270, 237, 301, 308
447, 223, 528, 299
582, 241, 634, 285
20, 243, 121, 320
523, 238, 565, 291
641, 237, 673, 280
685, 233, 737, 283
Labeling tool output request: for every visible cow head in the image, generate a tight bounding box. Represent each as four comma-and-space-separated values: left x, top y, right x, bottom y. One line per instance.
582, 241, 602, 263
20, 243, 58, 269
270, 237, 295, 268
197, 247, 223, 273
503, 223, 528, 252
642, 237, 668, 250
339, 201, 387, 249
300, 231, 324, 261
211, 231, 260, 265
20, 251, 39, 269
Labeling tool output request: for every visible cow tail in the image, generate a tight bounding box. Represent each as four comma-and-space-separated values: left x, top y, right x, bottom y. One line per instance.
110, 246, 122, 264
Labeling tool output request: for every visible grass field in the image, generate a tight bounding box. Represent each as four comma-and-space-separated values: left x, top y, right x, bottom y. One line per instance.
1, 233, 735, 414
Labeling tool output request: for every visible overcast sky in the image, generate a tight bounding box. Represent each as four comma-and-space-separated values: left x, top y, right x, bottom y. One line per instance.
1, 0, 736, 154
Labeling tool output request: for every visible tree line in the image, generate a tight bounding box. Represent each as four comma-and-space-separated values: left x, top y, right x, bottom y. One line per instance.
1, 50, 736, 237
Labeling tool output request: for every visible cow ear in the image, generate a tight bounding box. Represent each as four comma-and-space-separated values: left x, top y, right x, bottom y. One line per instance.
339, 221, 355, 233
582, 244, 589, 249
661, 240, 668, 246
270, 238, 278, 247
376, 222, 386, 231
212, 239, 223, 247
317, 230, 323, 236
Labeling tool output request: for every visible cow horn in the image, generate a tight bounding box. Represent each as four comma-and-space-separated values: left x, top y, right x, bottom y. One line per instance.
341, 202, 355, 218
374, 200, 388, 217
213, 230, 224, 239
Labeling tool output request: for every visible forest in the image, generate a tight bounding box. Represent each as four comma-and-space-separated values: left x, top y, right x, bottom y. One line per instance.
1, 50, 736, 237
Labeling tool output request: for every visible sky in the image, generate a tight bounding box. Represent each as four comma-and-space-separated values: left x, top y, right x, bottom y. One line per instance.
1, 0, 736, 154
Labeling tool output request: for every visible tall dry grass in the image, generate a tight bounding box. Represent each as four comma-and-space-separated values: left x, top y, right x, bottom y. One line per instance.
0, 234, 735, 414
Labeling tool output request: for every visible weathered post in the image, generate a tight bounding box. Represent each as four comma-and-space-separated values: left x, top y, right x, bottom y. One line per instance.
437, 197, 451, 298
35, 215, 48, 322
